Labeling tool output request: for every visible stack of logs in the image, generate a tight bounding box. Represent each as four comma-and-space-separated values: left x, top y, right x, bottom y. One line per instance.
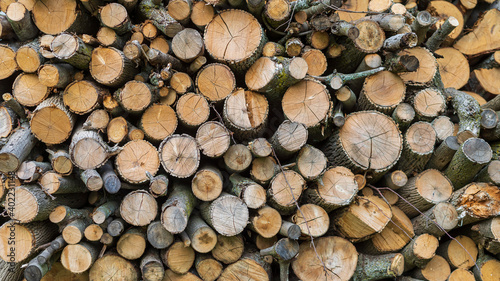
0, 0, 500, 279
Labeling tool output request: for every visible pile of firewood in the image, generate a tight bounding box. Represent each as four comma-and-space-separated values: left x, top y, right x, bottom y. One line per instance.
0, 0, 499, 279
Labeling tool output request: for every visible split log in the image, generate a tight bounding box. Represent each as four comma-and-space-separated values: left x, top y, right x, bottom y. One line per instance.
332, 195, 392, 242
448, 182, 500, 226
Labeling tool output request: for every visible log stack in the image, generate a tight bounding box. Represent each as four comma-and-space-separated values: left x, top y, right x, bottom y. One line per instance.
0, 0, 499, 280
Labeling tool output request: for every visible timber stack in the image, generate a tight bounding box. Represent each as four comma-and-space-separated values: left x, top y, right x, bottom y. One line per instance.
0, 0, 500, 279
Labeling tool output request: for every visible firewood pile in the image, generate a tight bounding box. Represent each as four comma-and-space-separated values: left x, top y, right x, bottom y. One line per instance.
0, 0, 500, 279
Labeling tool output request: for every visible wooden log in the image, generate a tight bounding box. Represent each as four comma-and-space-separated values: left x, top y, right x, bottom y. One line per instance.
401, 233, 439, 272
449, 268, 475, 281
204, 9, 266, 72
475, 160, 500, 186
61, 241, 100, 274
6, 2, 38, 41
83, 109, 109, 131
380, 170, 407, 190
176, 93, 209, 130
249, 156, 280, 186
473, 251, 500, 281
431, 116, 454, 143
248, 138, 272, 158
140, 248, 164, 281
147, 221, 174, 249
245, 56, 308, 103
99, 3, 133, 35
218, 249, 271, 281
79, 169, 103, 191
84, 223, 105, 242
0, 44, 18, 80
98, 161, 121, 194
51, 33, 93, 70
32, 0, 97, 35
195, 63, 235, 103
200, 193, 248, 236
446, 88, 482, 143
303, 166, 358, 212
16, 161, 51, 183
161, 182, 197, 234
270, 120, 307, 160
332, 195, 392, 242
302, 47, 327, 76
249, 205, 281, 238
410, 255, 451, 281
190, 1, 214, 30
425, 135, 459, 171
444, 138, 492, 189
282, 79, 331, 142
62, 218, 92, 244
92, 201, 119, 224
69, 126, 118, 170
0, 14, 15, 40
411, 201, 458, 238
0, 220, 58, 262
227, 174, 266, 209
30, 96, 75, 145
260, 238, 298, 281
89, 253, 139, 281
397, 122, 436, 175
352, 253, 404, 281
38, 63, 75, 89
115, 140, 159, 184
392, 103, 415, 132
159, 134, 200, 178
10, 185, 86, 223
16, 40, 45, 73
195, 121, 230, 158
435, 47, 470, 90
322, 111, 402, 181
267, 170, 305, 215
223, 144, 253, 174
121, 190, 158, 226
0, 122, 37, 173
161, 241, 195, 274
137, 0, 183, 38
12, 73, 50, 107
395, 169, 453, 218
398, 47, 438, 86
211, 234, 244, 264
140, 104, 177, 143
97, 27, 127, 48
39, 171, 87, 194
171, 28, 203, 63
49, 206, 91, 225
437, 235, 478, 269
449, 182, 500, 226
90, 47, 138, 87
185, 212, 217, 253
425, 16, 460, 51
146, 172, 168, 197
292, 236, 358, 280
191, 165, 222, 202
114, 81, 158, 114
358, 206, 414, 255
357, 70, 405, 114
195, 254, 223, 281
291, 203, 329, 238
410, 89, 447, 122
223, 88, 268, 140
294, 144, 327, 181
117, 228, 147, 260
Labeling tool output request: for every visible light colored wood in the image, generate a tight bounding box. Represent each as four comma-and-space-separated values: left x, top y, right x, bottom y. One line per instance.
248, 138, 272, 158
12, 73, 50, 107
32, 0, 95, 35
448, 268, 475, 281
159, 134, 200, 178
161, 241, 195, 274
161, 183, 198, 234
454, 9, 500, 57
172, 28, 203, 63
140, 248, 164, 281
398, 47, 437, 86
89, 253, 139, 281
435, 47, 469, 89
195, 121, 231, 158
295, 144, 327, 181
61, 242, 99, 273
190, 1, 214, 29
117, 228, 147, 260
51, 33, 93, 70
437, 235, 478, 269
249, 206, 281, 238
223, 88, 268, 140
195, 254, 222, 281
270, 120, 307, 159
292, 204, 329, 238
204, 9, 265, 72
267, 170, 306, 215
200, 193, 249, 236
0, 44, 18, 80
191, 165, 223, 202
120, 190, 158, 226
100, 3, 133, 34
223, 144, 253, 174
227, 174, 266, 209
333, 195, 393, 242
147, 221, 174, 250
397, 122, 436, 175
185, 212, 217, 253
426, 1, 464, 42
0, 122, 37, 173
302, 48, 327, 76
176, 93, 209, 129
16, 40, 44, 73
292, 236, 358, 280
358, 71, 405, 114
30, 96, 75, 145
90, 47, 138, 87
401, 233, 439, 272
115, 140, 159, 184
411, 255, 451, 281
69, 126, 117, 170
140, 104, 177, 142
211, 234, 244, 264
